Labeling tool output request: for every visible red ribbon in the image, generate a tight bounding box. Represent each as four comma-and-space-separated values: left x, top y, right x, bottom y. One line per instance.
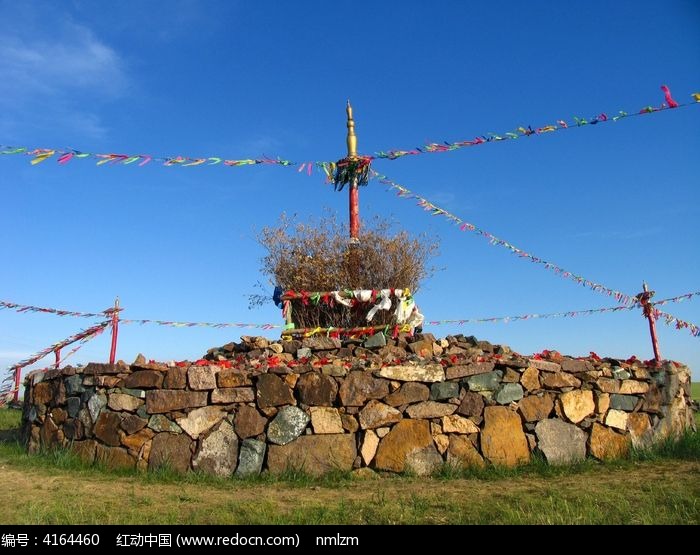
661, 85, 679, 108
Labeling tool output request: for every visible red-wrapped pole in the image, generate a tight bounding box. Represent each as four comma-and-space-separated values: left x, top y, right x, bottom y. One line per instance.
54, 348, 61, 370
349, 181, 360, 239
109, 298, 120, 365
346, 101, 360, 242
637, 282, 661, 364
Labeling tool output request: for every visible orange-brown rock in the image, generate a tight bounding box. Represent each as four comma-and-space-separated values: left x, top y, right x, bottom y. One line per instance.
618, 380, 649, 395
560, 390, 594, 423
217, 369, 251, 388
95, 444, 136, 470
374, 420, 433, 473
123, 370, 163, 389
256, 374, 294, 408
480, 406, 529, 467
121, 428, 155, 453
384, 382, 430, 406
517, 394, 554, 422
540, 372, 581, 389
627, 412, 653, 448
588, 423, 629, 460
520, 367, 540, 391
447, 434, 485, 468
267, 434, 356, 475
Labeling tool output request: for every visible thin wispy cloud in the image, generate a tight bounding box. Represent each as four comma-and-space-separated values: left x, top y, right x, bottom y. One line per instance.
0, 16, 128, 139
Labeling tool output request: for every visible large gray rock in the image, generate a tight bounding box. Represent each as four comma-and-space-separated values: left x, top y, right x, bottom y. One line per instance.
364, 332, 387, 349
494, 383, 524, 404
64, 375, 85, 395
192, 420, 239, 477
148, 414, 182, 434
609, 394, 639, 412
405, 445, 443, 476
66, 396, 81, 418
534, 419, 587, 465
465, 370, 503, 392
267, 434, 356, 475
235, 439, 266, 477
430, 382, 460, 401
267, 406, 310, 445
87, 393, 107, 422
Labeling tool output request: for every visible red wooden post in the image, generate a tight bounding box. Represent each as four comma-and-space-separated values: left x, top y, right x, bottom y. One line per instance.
109, 297, 120, 365
637, 282, 662, 364
13, 366, 21, 403
349, 183, 360, 240
54, 348, 61, 370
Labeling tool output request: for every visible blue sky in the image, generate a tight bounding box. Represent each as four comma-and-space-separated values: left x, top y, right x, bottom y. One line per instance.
1, 0, 699, 382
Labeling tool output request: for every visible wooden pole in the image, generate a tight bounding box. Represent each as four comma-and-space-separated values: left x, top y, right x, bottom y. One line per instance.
54, 348, 61, 370
637, 282, 662, 364
12, 365, 20, 403
109, 297, 120, 365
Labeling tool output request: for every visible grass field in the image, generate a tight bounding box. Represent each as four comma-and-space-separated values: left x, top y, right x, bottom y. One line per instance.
0, 390, 698, 525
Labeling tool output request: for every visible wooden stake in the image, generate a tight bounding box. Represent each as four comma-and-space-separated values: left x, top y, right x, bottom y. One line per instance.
637, 282, 662, 364
109, 297, 120, 365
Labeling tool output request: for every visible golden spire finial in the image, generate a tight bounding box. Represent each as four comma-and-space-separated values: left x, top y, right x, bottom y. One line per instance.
346, 99, 357, 159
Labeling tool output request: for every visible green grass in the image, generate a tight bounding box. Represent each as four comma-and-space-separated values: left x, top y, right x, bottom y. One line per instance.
1, 395, 699, 525
0, 406, 21, 430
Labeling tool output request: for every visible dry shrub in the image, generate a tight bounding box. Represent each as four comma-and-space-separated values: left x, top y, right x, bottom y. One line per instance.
252, 212, 439, 329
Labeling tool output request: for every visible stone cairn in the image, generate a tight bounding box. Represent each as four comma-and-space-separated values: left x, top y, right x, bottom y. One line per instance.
22, 333, 696, 477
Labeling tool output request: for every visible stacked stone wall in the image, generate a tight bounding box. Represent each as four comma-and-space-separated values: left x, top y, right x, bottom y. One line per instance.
22, 333, 696, 476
